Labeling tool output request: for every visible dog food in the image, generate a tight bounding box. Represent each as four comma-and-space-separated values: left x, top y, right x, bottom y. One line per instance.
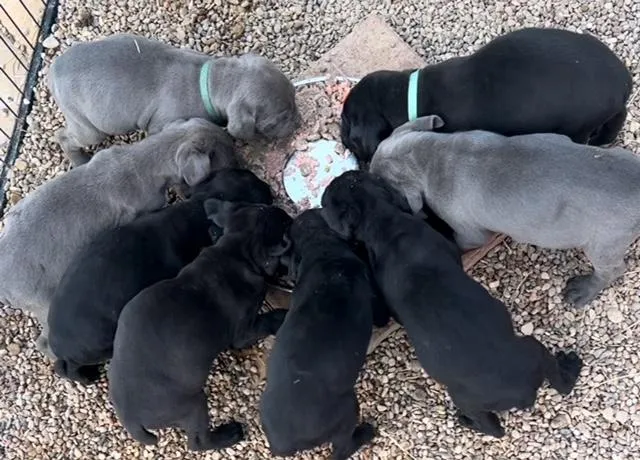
239, 78, 356, 216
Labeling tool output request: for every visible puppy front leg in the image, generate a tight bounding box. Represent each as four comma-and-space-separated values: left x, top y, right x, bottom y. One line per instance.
232, 309, 288, 349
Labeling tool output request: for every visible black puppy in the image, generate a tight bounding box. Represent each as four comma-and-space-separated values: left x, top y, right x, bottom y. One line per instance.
342, 27, 632, 164
321, 171, 583, 437
48, 168, 273, 384
261, 210, 380, 460
108, 200, 291, 450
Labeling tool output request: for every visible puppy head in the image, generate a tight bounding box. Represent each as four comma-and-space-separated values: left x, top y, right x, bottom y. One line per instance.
205, 199, 292, 276
174, 119, 238, 186
186, 168, 273, 205
341, 75, 394, 166
281, 209, 331, 279
321, 170, 412, 238
227, 55, 299, 140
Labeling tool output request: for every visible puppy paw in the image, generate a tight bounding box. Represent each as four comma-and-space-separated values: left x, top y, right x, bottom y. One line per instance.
555, 351, 583, 394
456, 411, 505, 438
563, 275, 601, 308
564, 272, 611, 308
210, 421, 244, 448
353, 422, 376, 444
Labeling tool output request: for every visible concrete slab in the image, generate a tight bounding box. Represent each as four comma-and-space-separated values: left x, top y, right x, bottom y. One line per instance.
301, 14, 424, 78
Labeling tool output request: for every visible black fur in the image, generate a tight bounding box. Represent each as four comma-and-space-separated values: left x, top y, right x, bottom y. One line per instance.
321, 171, 583, 437
108, 201, 292, 451
48, 169, 272, 384
341, 28, 632, 164
260, 210, 378, 459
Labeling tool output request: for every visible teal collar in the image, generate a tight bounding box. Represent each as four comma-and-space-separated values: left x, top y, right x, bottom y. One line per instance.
199, 61, 224, 123
407, 69, 420, 121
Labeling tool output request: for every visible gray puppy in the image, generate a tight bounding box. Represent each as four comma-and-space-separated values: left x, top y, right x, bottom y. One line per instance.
49, 34, 299, 165
0, 118, 236, 357
371, 115, 640, 308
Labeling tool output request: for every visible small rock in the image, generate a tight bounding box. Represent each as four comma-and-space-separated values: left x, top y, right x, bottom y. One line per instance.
615, 410, 629, 424
231, 23, 245, 38
13, 159, 27, 171
606, 308, 624, 324
550, 413, 570, 429
7, 343, 21, 356
602, 407, 617, 423
42, 35, 60, 49
9, 192, 21, 205
521, 322, 534, 336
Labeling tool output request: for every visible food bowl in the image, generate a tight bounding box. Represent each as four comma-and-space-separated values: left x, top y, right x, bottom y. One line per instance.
238, 75, 359, 216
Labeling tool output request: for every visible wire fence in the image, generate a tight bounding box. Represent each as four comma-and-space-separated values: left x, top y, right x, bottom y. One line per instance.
1, 0, 59, 210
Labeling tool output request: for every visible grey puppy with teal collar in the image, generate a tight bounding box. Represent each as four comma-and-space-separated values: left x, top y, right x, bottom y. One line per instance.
371, 115, 640, 308
49, 34, 299, 166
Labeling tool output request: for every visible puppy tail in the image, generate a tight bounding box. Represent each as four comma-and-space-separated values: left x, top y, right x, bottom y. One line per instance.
125, 421, 158, 446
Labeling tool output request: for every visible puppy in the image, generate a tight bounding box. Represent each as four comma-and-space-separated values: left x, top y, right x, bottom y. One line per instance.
49, 34, 299, 165
48, 169, 272, 384
261, 209, 379, 460
108, 201, 292, 451
0, 118, 235, 358
372, 115, 640, 307
321, 171, 582, 437
341, 27, 632, 164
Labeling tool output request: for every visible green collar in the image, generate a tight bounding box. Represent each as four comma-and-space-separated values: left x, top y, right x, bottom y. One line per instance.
199, 61, 224, 123
407, 69, 420, 121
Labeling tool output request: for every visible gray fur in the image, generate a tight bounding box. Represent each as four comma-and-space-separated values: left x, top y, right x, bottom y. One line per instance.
48, 34, 299, 165
0, 118, 236, 357
371, 115, 640, 308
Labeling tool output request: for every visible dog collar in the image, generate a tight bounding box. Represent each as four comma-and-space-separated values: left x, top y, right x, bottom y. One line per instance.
199, 61, 224, 124
407, 69, 420, 121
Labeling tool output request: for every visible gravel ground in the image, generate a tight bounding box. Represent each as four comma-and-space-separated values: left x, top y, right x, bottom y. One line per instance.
2, 0, 640, 459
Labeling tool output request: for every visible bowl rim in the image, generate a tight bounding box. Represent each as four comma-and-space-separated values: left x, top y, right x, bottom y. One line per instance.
282, 76, 359, 209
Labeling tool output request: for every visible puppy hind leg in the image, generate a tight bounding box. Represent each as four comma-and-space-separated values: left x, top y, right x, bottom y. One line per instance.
56, 116, 107, 166
453, 227, 493, 251
330, 398, 375, 460
563, 238, 629, 308
331, 423, 376, 460
183, 392, 244, 451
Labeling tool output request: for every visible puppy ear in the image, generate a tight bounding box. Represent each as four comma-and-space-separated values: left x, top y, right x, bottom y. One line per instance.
321, 205, 358, 240
342, 112, 392, 165
175, 139, 212, 186
226, 101, 257, 140
204, 198, 238, 229
392, 115, 445, 136
269, 233, 292, 258
208, 224, 224, 243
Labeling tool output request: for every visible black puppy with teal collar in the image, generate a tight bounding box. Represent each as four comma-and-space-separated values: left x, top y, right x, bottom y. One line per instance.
341, 27, 632, 164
